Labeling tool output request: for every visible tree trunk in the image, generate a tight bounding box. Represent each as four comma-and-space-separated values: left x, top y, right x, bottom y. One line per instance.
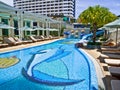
93, 23, 97, 43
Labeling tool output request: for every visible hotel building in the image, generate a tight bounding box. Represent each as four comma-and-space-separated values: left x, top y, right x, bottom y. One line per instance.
13, 0, 75, 18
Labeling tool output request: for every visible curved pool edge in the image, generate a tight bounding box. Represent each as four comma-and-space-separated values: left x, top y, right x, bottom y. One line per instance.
80, 49, 105, 90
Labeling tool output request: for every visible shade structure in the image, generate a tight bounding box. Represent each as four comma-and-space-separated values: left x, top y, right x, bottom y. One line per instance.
33, 27, 45, 31
20, 26, 34, 31
0, 23, 15, 29
104, 18, 120, 28
104, 18, 120, 46
33, 26, 45, 36
19, 26, 35, 37
46, 28, 59, 31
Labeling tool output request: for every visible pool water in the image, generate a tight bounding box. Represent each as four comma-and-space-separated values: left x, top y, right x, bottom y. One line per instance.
0, 39, 98, 90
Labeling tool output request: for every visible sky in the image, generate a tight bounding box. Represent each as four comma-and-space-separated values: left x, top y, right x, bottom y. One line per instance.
1, 0, 120, 19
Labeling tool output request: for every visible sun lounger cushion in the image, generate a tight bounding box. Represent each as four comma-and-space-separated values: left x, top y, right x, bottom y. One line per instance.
109, 67, 120, 77
104, 59, 120, 66
0, 43, 8, 47
4, 37, 22, 45
102, 39, 115, 46
111, 80, 120, 90
101, 46, 120, 51
100, 53, 120, 59
29, 36, 37, 42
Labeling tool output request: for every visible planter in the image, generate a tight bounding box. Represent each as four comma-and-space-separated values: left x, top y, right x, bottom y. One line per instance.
86, 45, 100, 49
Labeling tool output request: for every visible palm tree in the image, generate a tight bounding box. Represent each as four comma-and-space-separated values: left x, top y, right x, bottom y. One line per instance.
77, 5, 117, 43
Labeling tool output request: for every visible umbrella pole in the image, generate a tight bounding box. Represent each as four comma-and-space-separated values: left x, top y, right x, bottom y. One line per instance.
116, 28, 118, 47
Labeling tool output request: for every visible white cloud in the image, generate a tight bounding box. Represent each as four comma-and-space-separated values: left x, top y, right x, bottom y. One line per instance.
116, 3, 120, 6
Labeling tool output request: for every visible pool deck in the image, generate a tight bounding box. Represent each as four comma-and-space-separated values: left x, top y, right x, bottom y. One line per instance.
0, 39, 112, 90
83, 49, 119, 90
0, 39, 59, 53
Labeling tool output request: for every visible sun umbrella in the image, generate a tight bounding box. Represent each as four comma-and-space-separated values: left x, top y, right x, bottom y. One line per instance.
20, 26, 34, 31
0, 23, 15, 29
19, 26, 35, 36
104, 18, 120, 28
47, 28, 59, 31
104, 18, 120, 46
33, 26, 45, 36
33, 26, 45, 31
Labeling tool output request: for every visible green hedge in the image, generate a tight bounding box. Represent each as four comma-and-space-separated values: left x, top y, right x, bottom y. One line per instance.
87, 42, 102, 45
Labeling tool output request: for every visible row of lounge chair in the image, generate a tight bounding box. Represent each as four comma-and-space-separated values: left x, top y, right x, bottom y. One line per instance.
0, 35, 59, 48
99, 44, 120, 90
29, 35, 58, 42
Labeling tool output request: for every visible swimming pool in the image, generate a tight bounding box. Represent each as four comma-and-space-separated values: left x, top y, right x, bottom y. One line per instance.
0, 39, 98, 90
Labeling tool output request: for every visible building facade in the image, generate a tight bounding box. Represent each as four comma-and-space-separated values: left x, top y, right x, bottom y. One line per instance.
13, 0, 75, 18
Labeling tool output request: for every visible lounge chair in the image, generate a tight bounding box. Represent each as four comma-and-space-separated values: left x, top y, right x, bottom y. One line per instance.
102, 50, 120, 55
102, 39, 116, 46
13, 37, 32, 44
101, 46, 120, 51
29, 36, 38, 42
104, 59, 120, 66
4, 37, 22, 45
100, 53, 120, 59
109, 66, 120, 77
49, 35, 53, 40
49, 35, 59, 39
40, 35, 50, 40
33, 36, 44, 41
0, 43, 8, 48
111, 80, 120, 90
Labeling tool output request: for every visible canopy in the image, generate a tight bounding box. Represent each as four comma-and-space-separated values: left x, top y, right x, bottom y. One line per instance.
104, 18, 120, 28
104, 18, 120, 46
0, 23, 15, 29
46, 28, 59, 31
33, 27, 45, 31
20, 26, 34, 31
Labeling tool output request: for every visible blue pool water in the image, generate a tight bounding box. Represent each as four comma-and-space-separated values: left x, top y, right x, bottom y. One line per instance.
0, 39, 98, 90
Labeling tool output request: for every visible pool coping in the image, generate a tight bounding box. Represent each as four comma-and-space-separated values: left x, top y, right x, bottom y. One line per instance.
80, 49, 105, 90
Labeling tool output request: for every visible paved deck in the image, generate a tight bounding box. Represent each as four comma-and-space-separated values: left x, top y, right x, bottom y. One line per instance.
0, 39, 59, 53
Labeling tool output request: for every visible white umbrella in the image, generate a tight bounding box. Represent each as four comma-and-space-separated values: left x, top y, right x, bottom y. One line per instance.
0, 23, 15, 29
33, 27, 45, 31
33, 26, 45, 36
20, 26, 34, 31
104, 18, 120, 46
104, 18, 120, 28
47, 28, 59, 31
19, 26, 35, 36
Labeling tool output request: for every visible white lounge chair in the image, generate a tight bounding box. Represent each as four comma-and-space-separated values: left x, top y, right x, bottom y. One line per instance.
104, 59, 120, 66
40, 35, 50, 40
0, 43, 8, 48
111, 80, 120, 90
4, 37, 22, 45
101, 46, 120, 51
109, 66, 120, 77
33, 36, 44, 41
29, 36, 37, 42
13, 37, 32, 44
100, 53, 120, 59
